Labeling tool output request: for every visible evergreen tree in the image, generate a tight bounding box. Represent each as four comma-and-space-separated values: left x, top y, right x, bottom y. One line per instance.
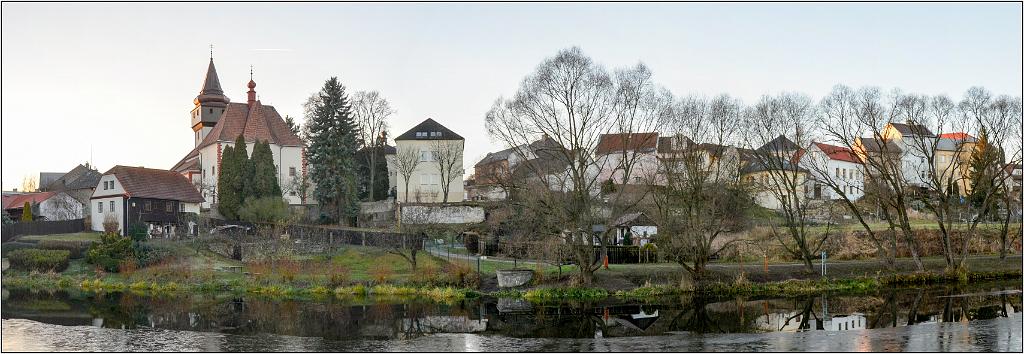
235, 135, 255, 199
305, 77, 361, 224
250, 140, 282, 199
356, 146, 391, 201
20, 201, 32, 222
217, 144, 241, 219
967, 127, 1002, 209
284, 115, 301, 136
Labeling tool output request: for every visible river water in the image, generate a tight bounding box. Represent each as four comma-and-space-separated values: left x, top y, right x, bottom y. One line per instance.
2, 281, 1021, 352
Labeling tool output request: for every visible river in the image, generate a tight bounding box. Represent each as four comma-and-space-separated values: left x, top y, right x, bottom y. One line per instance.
2, 281, 1021, 352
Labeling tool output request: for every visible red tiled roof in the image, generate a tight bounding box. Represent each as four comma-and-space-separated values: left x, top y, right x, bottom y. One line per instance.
2, 192, 56, 210
814, 142, 861, 163
939, 132, 976, 140
104, 166, 204, 203
172, 101, 304, 171
596, 133, 658, 155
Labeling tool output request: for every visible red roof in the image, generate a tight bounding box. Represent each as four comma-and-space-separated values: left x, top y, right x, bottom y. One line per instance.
596, 133, 658, 155
2, 192, 56, 210
939, 132, 976, 140
104, 166, 204, 203
172, 101, 304, 172
814, 142, 861, 163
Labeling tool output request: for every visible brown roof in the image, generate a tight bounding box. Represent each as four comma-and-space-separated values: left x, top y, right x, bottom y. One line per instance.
172, 101, 304, 171
889, 122, 934, 137
104, 166, 204, 203
596, 133, 658, 155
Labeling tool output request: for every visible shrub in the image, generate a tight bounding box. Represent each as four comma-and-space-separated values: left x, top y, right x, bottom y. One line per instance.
86, 232, 134, 272
118, 257, 138, 276
370, 263, 393, 284
7, 249, 70, 272
462, 233, 480, 255
414, 265, 440, 286
1, 242, 37, 257
134, 243, 175, 267
327, 264, 351, 287
237, 197, 292, 223
444, 262, 477, 287
38, 240, 94, 259
102, 214, 120, 234
277, 259, 300, 282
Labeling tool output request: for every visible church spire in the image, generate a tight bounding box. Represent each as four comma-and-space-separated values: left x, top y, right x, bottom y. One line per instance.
247, 65, 257, 105
194, 54, 229, 106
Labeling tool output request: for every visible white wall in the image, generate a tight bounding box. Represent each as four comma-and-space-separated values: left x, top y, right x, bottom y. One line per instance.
199, 141, 309, 206
38, 192, 83, 221
394, 139, 465, 203
90, 196, 124, 234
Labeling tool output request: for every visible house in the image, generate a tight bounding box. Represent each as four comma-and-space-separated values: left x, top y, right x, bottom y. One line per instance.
880, 121, 936, 187
801, 142, 864, 201
741, 136, 812, 210
611, 212, 658, 246
90, 166, 204, 236
934, 132, 977, 195
38, 163, 102, 217
391, 118, 465, 203
1005, 163, 1022, 201
656, 134, 745, 183
468, 135, 562, 201
37, 172, 64, 192
595, 132, 661, 185
171, 56, 310, 208
2, 191, 84, 221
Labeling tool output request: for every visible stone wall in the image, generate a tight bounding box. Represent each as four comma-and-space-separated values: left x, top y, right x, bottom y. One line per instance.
358, 200, 396, 228
400, 204, 485, 225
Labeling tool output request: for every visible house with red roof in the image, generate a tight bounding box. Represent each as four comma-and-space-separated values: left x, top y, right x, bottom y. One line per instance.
171, 56, 311, 209
90, 166, 204, 236
594, 132, 661, 186
800, 142, 865, 201
2, 191, 83, 222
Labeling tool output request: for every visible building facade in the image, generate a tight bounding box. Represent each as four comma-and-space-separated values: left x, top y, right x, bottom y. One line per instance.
90, 166, 203, 236
391, 118, 465, 203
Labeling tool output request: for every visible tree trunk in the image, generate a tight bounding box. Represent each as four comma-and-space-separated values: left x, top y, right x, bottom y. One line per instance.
368, 149, 376, 202
1000, 199, 1011, 259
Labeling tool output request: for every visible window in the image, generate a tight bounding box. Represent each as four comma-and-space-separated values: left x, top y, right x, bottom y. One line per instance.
179, 204, 185, 212
212, 166, 216, 176
110, 180, 115, 189
289, 167, 297, 177
145, 201, 152, 211
416, 132, 427, 138
209, 108, 213, 114
835, 168, 840, 177
166, 202, 173, 212
109, 201, 115, 212
430, 131, 441, 137
98, 202, 103, 213
420, 151, 432, 162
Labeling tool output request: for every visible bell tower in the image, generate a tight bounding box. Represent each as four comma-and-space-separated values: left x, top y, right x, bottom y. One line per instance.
191, 48, 230, 147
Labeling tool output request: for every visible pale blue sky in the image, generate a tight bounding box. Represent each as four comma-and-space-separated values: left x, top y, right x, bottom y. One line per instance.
2, 3, 1021, 190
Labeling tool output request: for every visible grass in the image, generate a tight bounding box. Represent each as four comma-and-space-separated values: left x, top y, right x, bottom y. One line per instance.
18, 232, 102, 242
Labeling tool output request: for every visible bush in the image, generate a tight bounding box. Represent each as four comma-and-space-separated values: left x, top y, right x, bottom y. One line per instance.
38, 240, 94, 259
8, 249, 70, 272
134, 243, 175, 267
370, 263, 393, 284
1, 242, 37, 257
86, 232, 134, 272
102, 214, 120, 234
237, 197, 292, 223
463, 233, 480, 255
327, 264, 351, 287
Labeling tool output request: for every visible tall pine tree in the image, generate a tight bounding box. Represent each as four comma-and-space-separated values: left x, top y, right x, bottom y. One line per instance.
217, 144, 240, 219
235, 135, 255, 199
305, 77, 361, 225
250, 140, 282, 198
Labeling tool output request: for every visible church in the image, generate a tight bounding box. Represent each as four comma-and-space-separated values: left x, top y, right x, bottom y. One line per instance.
171, 56, 311, 208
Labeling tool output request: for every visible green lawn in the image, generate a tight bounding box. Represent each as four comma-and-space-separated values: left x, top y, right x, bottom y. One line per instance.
19, 232, 102, 242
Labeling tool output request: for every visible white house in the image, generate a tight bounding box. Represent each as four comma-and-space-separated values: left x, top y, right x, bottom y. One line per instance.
594, 132, 661, 186
171, 57, 311, 208
880, 121, 936, 188
91, 166, 204, 236
802, 142, 865, 201
391, 118, 465, 203
2, 191, 83, 221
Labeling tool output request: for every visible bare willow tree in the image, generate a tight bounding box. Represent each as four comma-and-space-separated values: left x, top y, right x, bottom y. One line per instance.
432, 140, 464, 203
352, 91, 395, 201
743, 93, 827, 271
486, 47, 618, 284
651, 94, 753, 286
816, 85, 900, 270
394, 146, 421, 203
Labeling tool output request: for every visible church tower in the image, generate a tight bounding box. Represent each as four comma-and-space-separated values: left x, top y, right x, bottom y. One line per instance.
191, 55, 230, 147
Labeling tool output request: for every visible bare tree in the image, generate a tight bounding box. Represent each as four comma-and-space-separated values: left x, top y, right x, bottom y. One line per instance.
651, 94, 753, 285
432, 140, 464, 203
352, 91, 395, 202
743, 93, 828, 271
394, 146, 421, 203
22, 176, 37, 193
486, 47, 618, 285
989, 96, 1024, 259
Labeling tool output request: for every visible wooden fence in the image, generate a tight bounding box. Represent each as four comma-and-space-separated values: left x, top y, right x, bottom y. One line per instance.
2, 219, 86, 242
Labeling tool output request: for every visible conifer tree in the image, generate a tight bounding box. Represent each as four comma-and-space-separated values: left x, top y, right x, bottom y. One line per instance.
967, 127, 1002, 209
305, 77, 361, 224
250, 140, 282, 198
217, 144, 240, 219
234, 135, 255, 199
20, 201, 32, 222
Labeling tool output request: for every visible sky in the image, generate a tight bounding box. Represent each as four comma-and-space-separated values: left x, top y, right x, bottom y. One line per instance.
2, 2, 1021, 190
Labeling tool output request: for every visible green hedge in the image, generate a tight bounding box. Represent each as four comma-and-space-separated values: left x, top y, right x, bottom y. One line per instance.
38, 240, 94, 259
1, 242, 37, 257
7, 249, 70, 272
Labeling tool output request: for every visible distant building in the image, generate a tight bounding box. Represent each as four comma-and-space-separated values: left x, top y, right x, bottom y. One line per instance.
171, 56, 310, 208
91, 166, 204, 236
594, 132, 660, 186
801, 142, 865, 201
468, 135, 562, 201
38, 163, 102, 218
2, 191, 83, 221
391, 118, 465, 203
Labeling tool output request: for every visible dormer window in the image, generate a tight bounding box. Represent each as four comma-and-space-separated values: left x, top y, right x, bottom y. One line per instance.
430, 132, 441, 137
416, 132, 427, 138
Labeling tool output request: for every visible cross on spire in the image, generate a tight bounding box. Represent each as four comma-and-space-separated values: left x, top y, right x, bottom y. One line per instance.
209, 44, 213, 60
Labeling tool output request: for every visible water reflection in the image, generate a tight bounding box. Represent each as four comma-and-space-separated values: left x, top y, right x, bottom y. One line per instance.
1, 281, 1022, 351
